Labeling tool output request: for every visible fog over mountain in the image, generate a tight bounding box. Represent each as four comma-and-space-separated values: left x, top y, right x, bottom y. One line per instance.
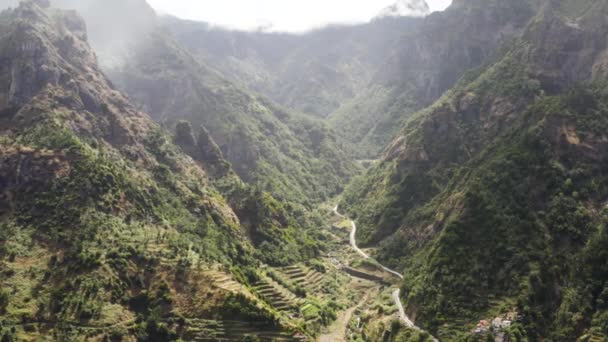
145, 0, 446, 32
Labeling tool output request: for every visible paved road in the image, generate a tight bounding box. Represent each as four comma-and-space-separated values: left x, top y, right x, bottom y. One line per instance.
334, 205, 402, 279
393, 289, 415, 327
333, 205, 439, 342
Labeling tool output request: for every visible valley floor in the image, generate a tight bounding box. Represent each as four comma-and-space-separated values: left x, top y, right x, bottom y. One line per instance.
328, 205, 438, 342
319, 287, 375, 341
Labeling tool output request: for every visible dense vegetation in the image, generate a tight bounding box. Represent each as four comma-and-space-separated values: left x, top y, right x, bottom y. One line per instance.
104, 21, 359, 206
3, 0, 608, 341
0, 3, 299, 340
341, 2, 608, 338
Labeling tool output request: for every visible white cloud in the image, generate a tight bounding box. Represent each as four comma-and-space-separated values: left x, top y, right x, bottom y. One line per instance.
146, 0, 453, 32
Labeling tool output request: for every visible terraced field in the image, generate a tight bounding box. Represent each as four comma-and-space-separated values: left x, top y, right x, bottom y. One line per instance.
183, 319, 302, 341
206, 270, 247, 293
280, 265, 326, 293
586, 331, 607, 342
253, 278, 304, 312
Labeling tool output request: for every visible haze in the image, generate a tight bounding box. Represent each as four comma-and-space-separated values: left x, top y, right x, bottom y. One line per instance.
146, 0, 453, 32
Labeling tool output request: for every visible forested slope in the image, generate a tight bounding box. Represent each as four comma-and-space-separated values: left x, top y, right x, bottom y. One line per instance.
341, 0, 608, 339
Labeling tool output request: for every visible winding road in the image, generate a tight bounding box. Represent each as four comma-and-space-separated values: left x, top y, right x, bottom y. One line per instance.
333, 205, 439, 341
333, 205, 403, 279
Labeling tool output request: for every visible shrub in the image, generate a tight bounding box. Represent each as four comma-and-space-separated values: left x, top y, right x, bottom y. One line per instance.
0, 290, 9, 314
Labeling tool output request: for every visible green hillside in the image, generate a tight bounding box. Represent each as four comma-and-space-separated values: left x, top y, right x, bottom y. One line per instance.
341, 1, 608, 339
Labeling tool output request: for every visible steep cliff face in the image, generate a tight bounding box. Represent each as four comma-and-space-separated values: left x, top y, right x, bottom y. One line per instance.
174, 121, 230, 179
341, 1, 608, 340
380, 0, 536, 101
0, 3, 295, 340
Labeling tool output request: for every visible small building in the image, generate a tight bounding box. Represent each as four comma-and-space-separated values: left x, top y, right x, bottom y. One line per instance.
492, 317, 503, 329
471, 320, 490, 334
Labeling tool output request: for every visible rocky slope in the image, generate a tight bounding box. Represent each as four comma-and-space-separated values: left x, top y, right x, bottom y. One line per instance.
0, 2, 310, 340
341, 0, 608, 339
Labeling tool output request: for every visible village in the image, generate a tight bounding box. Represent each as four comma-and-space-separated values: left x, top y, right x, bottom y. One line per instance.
471, 310, 520, 341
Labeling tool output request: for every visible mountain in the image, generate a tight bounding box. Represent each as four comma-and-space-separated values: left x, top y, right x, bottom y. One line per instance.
162, 15, 424, 119
341, 0, 608, 339
0, 1, 295, 340
45, 0, 359, 206
3, 0, 608, 341
0, 1, 348, 340
329, 0, 539, 158
375, 0, 430, 19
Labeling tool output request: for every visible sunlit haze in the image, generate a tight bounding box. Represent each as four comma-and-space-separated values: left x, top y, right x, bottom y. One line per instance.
146, 0, 453, 32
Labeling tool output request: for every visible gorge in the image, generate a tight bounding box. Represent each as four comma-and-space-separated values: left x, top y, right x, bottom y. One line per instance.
1, 0, 608, 341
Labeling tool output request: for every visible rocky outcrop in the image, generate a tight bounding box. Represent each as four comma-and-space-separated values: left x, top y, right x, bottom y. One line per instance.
0, 0, 156, 149
174, 120, 231, 177
196, 125, 225, 164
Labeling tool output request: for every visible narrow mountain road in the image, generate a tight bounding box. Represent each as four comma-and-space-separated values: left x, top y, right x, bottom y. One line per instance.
333, 205, 439, 341
334, 205, 405, 279
393, 289, 415, 327
333, 205, 370, 259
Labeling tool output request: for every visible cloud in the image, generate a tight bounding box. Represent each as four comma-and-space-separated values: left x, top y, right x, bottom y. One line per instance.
146, 0, 452, 32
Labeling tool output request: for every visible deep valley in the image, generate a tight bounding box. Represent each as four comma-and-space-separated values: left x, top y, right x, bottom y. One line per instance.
1, 0, 608, 341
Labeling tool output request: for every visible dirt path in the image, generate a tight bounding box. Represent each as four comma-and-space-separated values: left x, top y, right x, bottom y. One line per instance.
319, 288, 373, 342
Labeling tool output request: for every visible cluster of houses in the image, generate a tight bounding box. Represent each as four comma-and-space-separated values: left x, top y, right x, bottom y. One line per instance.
472, 311, 518, 335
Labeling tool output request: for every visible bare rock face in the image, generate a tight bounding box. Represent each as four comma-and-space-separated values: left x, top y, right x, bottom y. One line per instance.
175, 120, 197, 150
174, 120, 231, 177
196, 125, 225, 164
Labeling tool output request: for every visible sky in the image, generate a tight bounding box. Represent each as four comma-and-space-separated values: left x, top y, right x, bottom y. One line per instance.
146, 0, 453, 32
